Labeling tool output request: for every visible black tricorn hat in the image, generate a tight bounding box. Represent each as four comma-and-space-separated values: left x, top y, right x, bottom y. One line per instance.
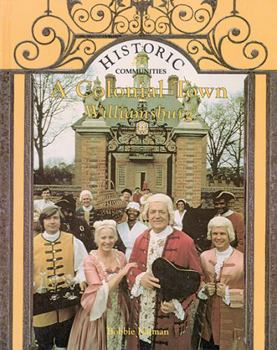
213, 190, 235, 202
152, 257, 201, 302
55, 194, 76, 212
121, 188, 132, 195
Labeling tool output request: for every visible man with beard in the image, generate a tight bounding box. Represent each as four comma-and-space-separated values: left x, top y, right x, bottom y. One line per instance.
213, 191, 244, 253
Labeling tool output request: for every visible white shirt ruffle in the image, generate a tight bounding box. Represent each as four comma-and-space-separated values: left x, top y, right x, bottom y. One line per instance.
131, 226, 185, 343
82, 205, 93, 212
198, 245, 233, 305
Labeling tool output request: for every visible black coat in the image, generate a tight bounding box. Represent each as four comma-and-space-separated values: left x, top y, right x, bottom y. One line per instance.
60, 217, 96, 252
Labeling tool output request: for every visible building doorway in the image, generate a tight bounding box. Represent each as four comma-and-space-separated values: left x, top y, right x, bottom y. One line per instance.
135, 171, 146, 190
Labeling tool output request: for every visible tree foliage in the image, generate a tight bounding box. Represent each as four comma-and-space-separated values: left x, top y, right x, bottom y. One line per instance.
33, 74, 82, 176
34, 162, 74, 185
200, 95, 244, 185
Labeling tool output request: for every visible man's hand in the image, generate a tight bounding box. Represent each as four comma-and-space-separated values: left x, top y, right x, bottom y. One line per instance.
204, 282, 216, 296
160, 301, 176, 314
140, 272, 160, 290
216, 282, 227, 298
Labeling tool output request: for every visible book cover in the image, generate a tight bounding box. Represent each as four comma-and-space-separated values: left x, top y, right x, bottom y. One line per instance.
0, 1, 276, 349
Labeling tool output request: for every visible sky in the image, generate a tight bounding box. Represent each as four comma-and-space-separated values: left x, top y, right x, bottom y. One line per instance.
33, 39, 246, 168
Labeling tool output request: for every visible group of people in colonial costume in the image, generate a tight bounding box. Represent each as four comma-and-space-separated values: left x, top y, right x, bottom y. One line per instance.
33, 189, 245, 350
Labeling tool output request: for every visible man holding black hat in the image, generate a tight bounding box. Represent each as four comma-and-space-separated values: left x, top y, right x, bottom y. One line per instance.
127, 194, 203, 350
33, 205, 88, 350
213, 190, 244, 252
55, 194, 96, 252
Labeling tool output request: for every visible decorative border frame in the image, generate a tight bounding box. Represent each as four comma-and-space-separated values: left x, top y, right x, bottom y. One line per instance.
244, 74, 255, 350
0, 1, 276, 349
265, 72, 277, 349
11, 0, 268, 72
0, 72, 14, 350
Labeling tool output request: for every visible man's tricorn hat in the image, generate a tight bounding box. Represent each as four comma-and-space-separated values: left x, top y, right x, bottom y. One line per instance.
55, 194, 76, 212
121, 188, 132, 195
213, 190, 235, 202
152, 257, 201, 301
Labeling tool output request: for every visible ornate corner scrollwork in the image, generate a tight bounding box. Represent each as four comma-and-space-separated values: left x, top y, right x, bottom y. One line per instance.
68, 0, 218, 35
165, 139, 176, 152
14, 15, 74, 69
108, 138, 119, 151
13, 0, 268, 70
14, 14, 97, 69
187, 14, 268, 70
64, 38, 96, 68
169, 0, 217, 34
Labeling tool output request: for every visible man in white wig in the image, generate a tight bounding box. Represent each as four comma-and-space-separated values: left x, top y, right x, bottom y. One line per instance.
127, 193, 203, 350
76, 190, 95, 232
213, 190, 244, 252
117, 201, 148, 261
198, 216, 244, 350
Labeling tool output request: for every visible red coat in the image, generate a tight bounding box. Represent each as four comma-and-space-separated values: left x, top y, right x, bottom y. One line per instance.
200, 248, 244, 349
225, 212, 244, 253
127, 228, 204, 350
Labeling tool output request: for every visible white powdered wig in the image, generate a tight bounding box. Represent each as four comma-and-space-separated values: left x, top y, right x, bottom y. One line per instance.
207, 216, 236, 242
142, 193, 174, 225
79, 190, 93, 202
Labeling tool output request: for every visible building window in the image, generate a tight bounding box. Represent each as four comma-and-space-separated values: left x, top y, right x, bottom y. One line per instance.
118, 165, 126, 187
156, 166, 163, 188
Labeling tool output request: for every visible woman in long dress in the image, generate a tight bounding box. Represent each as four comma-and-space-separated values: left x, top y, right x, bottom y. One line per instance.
198, 216, 244, 350
67, 220, 137, 350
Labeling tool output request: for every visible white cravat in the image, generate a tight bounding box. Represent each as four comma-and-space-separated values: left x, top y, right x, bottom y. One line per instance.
198, 245, 233, 305
131, 226, 184, 343
82, 205, 93, 212
215, 245, 234, 280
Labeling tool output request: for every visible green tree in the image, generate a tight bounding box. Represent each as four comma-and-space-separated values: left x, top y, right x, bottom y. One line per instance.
34, 161, 74, 185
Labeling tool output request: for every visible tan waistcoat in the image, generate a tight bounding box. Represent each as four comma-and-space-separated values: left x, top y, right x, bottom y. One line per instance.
33, 231, 76, 327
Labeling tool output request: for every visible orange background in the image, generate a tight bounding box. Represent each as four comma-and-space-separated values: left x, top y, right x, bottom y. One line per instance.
0, 0, 276, 349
